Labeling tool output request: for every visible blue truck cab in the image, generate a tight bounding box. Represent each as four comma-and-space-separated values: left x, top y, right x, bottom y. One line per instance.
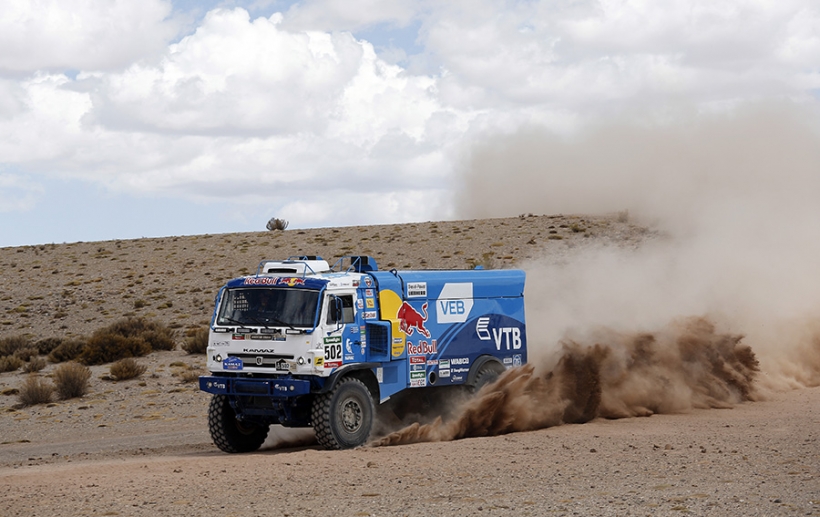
199, 255, 527, 450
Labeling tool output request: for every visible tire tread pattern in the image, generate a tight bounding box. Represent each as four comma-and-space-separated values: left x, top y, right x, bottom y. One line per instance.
208, 394, 269, 453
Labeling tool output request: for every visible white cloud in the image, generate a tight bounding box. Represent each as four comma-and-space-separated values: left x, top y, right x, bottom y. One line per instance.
280, 0, 419, 32
0, 0, 178, 74
2, 0, 820, 246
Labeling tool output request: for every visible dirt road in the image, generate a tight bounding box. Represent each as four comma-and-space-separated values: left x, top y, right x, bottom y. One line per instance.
2, 386, 817, 517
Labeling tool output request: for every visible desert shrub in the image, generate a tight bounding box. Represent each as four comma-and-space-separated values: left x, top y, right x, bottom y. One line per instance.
52, 362, 91, 399
13, 347, 38, 362
48, 339, 86, 363
35, 337, 64, 355
266, 217, 289, 231
0, 355, 24, 373
109, 357, 147, 380
101, 317, 177, 351
23, 356, 47, 373
179, 368, 202, 383
79, 317, 177, 364
79, 334, 152, 365
181, 328, 208, 354
0, 335, 31, 357
18, 375, 54, 406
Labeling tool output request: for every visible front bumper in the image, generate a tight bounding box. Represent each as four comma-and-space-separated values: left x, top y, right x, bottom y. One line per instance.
199, 376, 312, 397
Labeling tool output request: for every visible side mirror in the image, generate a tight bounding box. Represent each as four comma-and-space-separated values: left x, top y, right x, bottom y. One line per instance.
328, 295, 343, 323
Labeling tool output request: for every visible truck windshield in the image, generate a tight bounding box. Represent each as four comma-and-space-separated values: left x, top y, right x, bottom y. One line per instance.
216, 288, 320, 328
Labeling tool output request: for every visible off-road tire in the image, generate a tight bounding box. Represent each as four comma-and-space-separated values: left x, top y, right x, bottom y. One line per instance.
312, 377, 374, 450
208, 394, 269, 453
469, 362, 504, 393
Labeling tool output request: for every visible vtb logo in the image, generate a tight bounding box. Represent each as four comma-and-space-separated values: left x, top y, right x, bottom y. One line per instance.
476, 317, 522, 351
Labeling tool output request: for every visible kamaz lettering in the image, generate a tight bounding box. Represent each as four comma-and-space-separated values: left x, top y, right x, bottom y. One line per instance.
199, 254, 527, 452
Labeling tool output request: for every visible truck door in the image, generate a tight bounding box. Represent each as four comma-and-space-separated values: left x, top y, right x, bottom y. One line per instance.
322, 292, 360, 369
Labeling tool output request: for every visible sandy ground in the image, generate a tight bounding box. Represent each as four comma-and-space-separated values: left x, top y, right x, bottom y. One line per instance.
1, 214, 818, 516
0, 384, 817, 516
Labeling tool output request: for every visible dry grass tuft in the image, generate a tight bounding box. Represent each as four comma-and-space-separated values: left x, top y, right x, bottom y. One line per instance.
181, 328, 208, 354
0, 355, 24, 373
109, 357, 147, 381
79, 317, 177, 365
52, 362, 92, 399
23, 356, 47, 373
48, 340, 86, 363
0, 335, 31, 357
18, 375, 54, 406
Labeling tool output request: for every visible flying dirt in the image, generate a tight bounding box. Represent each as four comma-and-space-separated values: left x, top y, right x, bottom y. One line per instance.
372, 317, 759, 446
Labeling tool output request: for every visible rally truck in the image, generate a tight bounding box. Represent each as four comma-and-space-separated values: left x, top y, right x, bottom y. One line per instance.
199, 255, 527, 451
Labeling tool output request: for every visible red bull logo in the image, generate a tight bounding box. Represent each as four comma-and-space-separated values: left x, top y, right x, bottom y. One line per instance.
397, 301, 431, 338
243, 277, 305, 286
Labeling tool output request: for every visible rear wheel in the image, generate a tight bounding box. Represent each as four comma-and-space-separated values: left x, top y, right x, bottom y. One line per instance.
208, 394, 269, 453
469, 362, 505, 393
312, 377, 374, 450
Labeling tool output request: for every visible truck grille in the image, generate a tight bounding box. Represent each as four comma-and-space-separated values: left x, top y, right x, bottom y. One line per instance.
229, 353, 294, 369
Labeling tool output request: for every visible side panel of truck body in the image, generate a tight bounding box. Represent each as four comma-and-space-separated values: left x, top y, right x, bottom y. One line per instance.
366, 269, 527, 400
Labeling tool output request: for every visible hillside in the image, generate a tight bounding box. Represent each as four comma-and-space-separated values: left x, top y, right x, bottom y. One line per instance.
0, 213, 647, 341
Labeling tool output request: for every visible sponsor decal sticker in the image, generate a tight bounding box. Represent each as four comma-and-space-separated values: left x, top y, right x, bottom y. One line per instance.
232, 334, 246, 340
407, 339, 437, 355
410, 379, 427, 387
365, 289, 374, 297
436, 283, 473, 324
426, 359, 438, 366
324, 336, 342, 345
450, 357, 470, 365
357, 299, 364, 309
223, 356, 243, 371
366, 298, 375, 308
406, 282, 427, 298
476, 317, 523, 351
243, 277, 306, 286
324, 339, 343, 368
503, 357, 513, 365
513, 354, 523, 367
409, 355, 426, 364
250, 334, 272, 340
397, 302, 430, 338
439, 369, 451, 378
314, 356, 324, 367
212, 340, 229, 347
410, 371, 426, 380
439, 359, 450, 369
364, 277, 372, 287
363, 311, 377, 319
411, 363, 425, 372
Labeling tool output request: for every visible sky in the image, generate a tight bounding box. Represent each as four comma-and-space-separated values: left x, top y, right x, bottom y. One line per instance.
1, 0, 819, 247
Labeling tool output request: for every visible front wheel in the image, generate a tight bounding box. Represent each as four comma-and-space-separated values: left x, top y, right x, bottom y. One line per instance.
312, 377, 374, 450
208, 394, 269, 453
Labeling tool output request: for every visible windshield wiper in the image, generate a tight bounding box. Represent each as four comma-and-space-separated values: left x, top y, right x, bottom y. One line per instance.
263, 315, 296, 331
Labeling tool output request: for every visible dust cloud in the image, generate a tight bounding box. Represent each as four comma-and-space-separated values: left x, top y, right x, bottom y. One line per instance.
373, 102, 820, 447
372, 317, 759, 446
457, 102, 820, 389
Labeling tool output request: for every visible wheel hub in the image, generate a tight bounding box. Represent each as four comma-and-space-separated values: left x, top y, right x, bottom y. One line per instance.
341, 399, 362, 432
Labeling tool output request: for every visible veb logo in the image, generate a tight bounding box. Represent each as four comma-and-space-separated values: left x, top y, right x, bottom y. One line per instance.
436, 283, 473, 324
